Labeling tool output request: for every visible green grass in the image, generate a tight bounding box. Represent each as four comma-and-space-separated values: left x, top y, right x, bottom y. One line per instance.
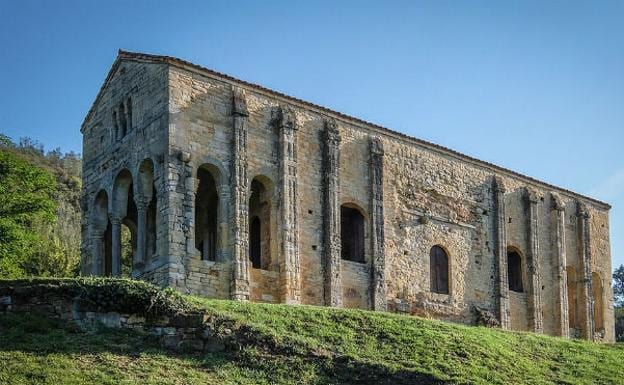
1, 279, 623, 385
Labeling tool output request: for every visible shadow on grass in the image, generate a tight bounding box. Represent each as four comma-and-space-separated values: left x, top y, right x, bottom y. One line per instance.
0, 312, 447, 385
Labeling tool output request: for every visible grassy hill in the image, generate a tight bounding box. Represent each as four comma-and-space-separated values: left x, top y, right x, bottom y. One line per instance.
1, 278, 623, 385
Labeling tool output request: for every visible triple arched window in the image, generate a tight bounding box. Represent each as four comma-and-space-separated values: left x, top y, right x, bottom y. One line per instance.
112, 97, 133, 141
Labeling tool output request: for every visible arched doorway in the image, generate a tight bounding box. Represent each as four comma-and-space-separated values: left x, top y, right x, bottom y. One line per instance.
92, 189, 111, 276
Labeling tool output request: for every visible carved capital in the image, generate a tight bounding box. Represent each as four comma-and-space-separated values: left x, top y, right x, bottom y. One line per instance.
370, 136, 384, 156
551, 192, 565, 212
232, 86, 249, 117
275, 106, 297, 131
108, 214, 122, 225
492, 176, 506, 194
134, 197, 148, 211
324, 118, 341, 143
525, 187, 540, 204
577, 201, 590, 219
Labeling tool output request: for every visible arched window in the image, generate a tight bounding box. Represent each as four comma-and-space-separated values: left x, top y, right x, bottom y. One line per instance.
126, 97, 133, 131
507, 249, 524, 292
195, 166, 219, 261
340, 205, 365, 263
139, 159, 158, 261
430, 245, 449, 294
248, 176, 273, 270
567, 266, 578, 329
250, 216, 261, 268
112, 110, 119, 140
592, 272, 604, 332
119, 102, 127, 137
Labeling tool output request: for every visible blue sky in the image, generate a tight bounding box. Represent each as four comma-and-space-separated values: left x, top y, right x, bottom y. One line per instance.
1, 1, 623, 269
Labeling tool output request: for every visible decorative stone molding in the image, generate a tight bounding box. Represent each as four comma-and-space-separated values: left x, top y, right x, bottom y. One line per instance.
323, 118, 342, 307
231, 87, 250, 301
370, 136, 387, 311
577, 201, 595, 340
524, 187, 543, 333
276, 106, 301, 304
492, 176, 510, 329
550, 192, 569, 338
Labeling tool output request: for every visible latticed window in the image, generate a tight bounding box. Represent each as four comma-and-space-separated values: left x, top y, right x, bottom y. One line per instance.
430, 245, 449, 294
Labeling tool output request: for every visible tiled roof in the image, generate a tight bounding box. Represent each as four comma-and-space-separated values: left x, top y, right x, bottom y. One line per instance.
81, 49, 610, 209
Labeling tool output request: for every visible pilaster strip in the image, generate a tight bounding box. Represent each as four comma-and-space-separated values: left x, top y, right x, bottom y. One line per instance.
525, 188, 543, 333
577, 201, 595, 340
551, 193, 570, 338
277, 106, 301, 304
323, 118, 342, 307
370, 136, 387, 311
231, 87, 250, 301
493, 176, 510, 329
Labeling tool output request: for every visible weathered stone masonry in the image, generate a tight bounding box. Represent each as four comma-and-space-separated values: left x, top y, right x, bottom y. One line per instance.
81, 50, 615, 342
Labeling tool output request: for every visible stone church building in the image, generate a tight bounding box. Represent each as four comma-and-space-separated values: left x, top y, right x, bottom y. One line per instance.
80, 50, 615, 342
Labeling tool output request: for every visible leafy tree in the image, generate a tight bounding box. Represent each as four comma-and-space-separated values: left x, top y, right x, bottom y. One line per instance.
0, 133, 14, 147
614, 264, 624, 341
0, 150, 57, 277
613, 264, 624, 307
0, 134, 83, 278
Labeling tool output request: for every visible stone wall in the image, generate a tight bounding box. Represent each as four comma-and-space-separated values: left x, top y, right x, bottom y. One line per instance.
0, 281, 228, 353
80, 51, 615, 342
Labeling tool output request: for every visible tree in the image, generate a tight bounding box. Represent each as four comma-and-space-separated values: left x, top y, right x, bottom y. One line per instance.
613, 264, 624, 307
0, 150, 57, 277
613, 265, 624, 342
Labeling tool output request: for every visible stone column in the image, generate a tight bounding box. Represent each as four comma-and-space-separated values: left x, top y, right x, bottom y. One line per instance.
110, 215, 122, 277
217, 184, 230, 262
322, 118, 342, 307
277, 106, 301, 304
525, 188, 543, 333
90, 231, 103, 276
135, 198, 147, 266
551, 193, 570, 338
493, 176, 510, 329
370, 136, 387, 311
577, 201, 595, 340
231, 87, 250, 301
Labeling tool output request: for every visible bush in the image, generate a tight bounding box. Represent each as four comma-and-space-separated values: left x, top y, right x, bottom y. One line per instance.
0, 277, 201, 317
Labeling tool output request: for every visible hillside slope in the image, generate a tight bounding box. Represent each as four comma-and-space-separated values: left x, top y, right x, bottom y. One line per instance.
0, 278, 622, 385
